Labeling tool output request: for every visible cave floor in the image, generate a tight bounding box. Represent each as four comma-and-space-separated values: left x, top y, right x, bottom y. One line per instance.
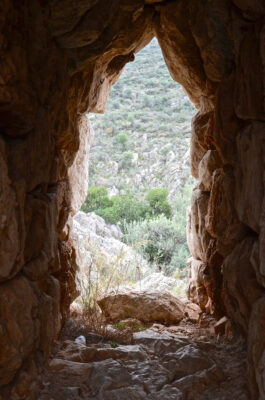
38, 317, 249, 400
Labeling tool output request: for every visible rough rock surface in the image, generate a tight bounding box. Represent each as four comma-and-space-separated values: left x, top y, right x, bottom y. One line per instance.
97, 290, 185, 325
72, 211, 152, 292
68, 119, 95, 216
38, 322, 249, 400
1, 0, 265, 398
73, 212, 149, 274
187, 258, 210, 312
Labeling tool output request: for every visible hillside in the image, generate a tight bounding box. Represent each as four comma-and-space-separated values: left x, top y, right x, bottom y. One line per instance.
84, 39, 196, 277
88, 38, 195, 200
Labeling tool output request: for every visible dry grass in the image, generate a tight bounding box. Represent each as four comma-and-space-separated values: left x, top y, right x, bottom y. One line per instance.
71, 247, 146, 344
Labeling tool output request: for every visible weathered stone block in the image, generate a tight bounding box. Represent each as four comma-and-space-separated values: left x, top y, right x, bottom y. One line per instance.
187, 189, 211, 262
206, 168, 246, 253
223, 238, 263, 334
198, 150, 222, 191
0, 276, 38, 386
235, 122, 265, 233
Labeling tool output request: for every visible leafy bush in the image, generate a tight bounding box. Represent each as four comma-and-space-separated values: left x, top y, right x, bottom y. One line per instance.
82, 186, 113, 213
146, 188, 172, 218
120, 151, 133, 169
82, 186, 176, 231
123, 215, 187, 275
82, 187, 149, 229
115, 133, 129, 150
99, 194, 149, 229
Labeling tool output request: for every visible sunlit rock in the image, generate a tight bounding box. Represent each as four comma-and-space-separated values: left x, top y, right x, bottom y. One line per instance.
98, 290, 185, 325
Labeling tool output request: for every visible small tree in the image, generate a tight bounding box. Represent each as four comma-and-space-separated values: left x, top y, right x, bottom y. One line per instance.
120, 151, 133, 169
123, 215, 186, 274
115, 133, 128, 150
146, 188, 172, 218
82, 186, 113, 213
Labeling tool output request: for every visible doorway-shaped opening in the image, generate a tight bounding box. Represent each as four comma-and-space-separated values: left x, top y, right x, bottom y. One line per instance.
75, 38, 195, 315
56, 37, 249, 400
2, 2, 264, 399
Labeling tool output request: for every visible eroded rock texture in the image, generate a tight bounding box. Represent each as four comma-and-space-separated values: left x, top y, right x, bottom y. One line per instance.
38, 326, 249, 400
0, 0, 265, 399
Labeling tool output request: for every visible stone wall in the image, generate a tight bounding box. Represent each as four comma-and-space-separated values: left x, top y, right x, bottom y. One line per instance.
0, 1, 264, 399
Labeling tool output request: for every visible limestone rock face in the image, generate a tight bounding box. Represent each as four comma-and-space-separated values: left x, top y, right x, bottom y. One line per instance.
205, 168, 246, 254
187, 189, 211, 262
68, 117, 94, 216
223, 238, 263, 334
198, 150, 222, 192
190, 107, 214, 179
187, 258, 209, 311
247, 297, 265, 400
97, 290, 185, 325
0, 276, 37, 386
1, 0, 265, 398
235, 122, 265, 233
72, 211, 151, 290
0, 138, 20, 281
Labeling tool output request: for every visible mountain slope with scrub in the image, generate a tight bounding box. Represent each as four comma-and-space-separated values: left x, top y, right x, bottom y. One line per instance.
84, 39, 195, 277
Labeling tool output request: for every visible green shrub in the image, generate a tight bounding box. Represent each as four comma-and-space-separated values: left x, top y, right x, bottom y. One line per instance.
120, 151, 133, 169
124, 88, 132, 98
170, 245, 190, 275
146, 188, 172, 218
127, 113, 135, 124
115, 133, 129, 150
82, 186, 113, 213
123, 215, 187, 275
106, 194, 149, 229
82, 187, 149, 229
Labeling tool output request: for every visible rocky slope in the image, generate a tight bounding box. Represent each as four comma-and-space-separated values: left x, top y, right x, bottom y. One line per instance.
88, 39, 195, 200
72, 211, 185, 302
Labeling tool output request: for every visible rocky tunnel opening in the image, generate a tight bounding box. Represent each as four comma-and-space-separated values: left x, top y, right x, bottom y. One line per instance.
0, 1, 265, 399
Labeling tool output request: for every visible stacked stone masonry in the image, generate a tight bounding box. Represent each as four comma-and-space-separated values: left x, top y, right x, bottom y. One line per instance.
0, 1, 264, 399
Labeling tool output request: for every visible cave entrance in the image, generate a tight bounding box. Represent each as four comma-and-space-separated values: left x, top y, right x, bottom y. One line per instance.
2, 1, 264, 398
64, 38, 249, 400
75, 38, 195, 313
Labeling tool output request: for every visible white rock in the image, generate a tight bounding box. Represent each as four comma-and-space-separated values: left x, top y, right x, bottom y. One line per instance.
68, 117, 94, 216
74, 335, 86, 345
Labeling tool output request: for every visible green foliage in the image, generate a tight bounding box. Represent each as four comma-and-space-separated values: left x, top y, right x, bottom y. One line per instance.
113, 321, 146, 332
120, 151, 133, 169
97, 194, 148, 229
146, 188, 172, 218
115, 133, 129, 150
82, 186, 177, 233
82, 186, 148, 229
173, 184, 193, 227
113, 321, 128, 330
88, 39, 195, 196
84, 39, 196, 278
121, 186, 192, 277
81, 186, 113, 213
123, 215, 187, 276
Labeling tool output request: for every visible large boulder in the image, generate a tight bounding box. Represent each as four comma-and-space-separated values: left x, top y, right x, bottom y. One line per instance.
97, 290, 185, 325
